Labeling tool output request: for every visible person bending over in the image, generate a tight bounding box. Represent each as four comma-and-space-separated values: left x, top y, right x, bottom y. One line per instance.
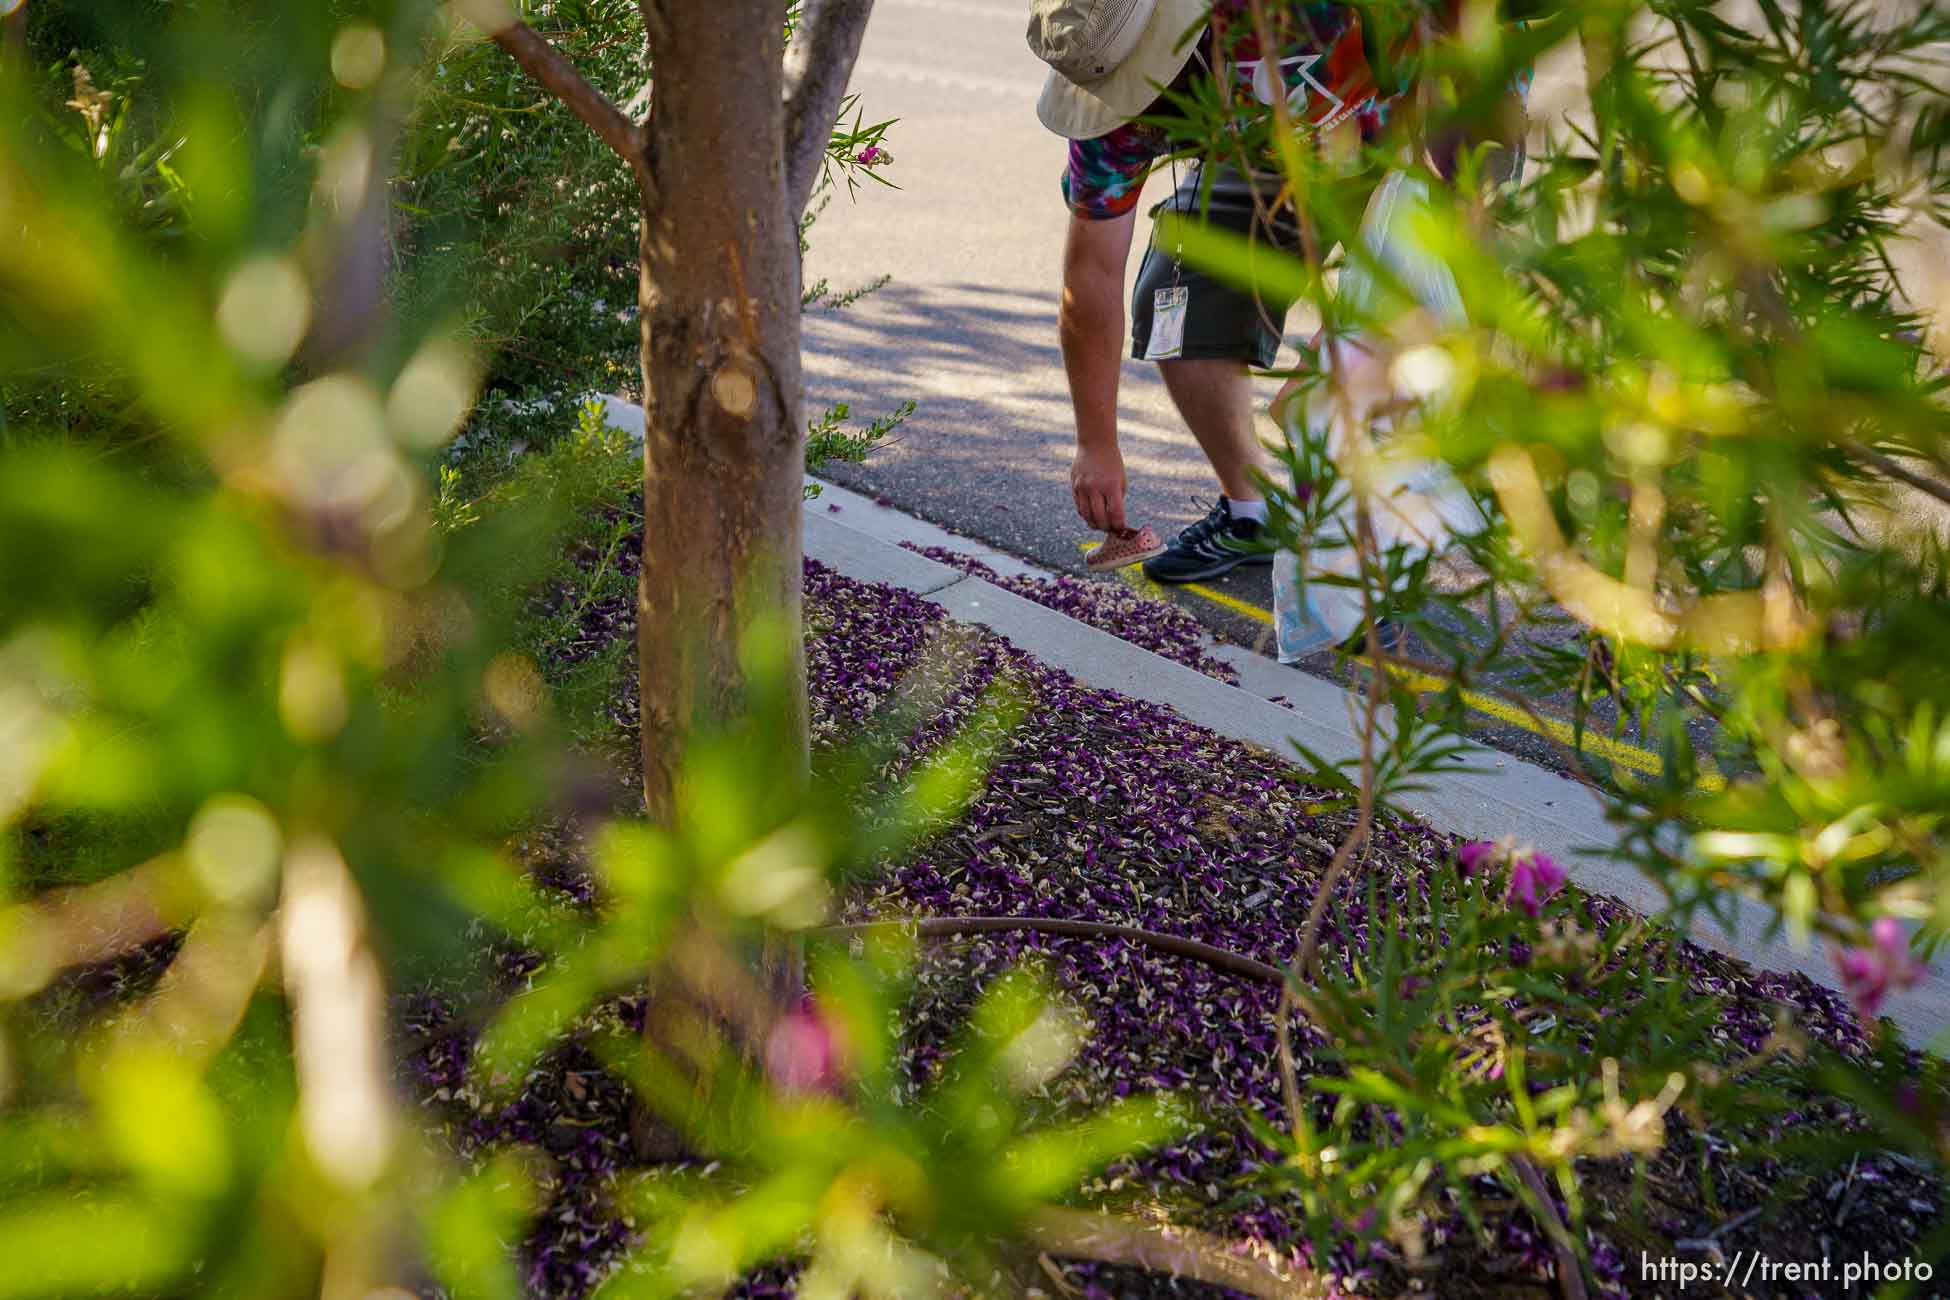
1027, 0, 1515, 582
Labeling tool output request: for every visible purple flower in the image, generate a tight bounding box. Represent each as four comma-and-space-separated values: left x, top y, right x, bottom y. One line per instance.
1833, 917, 1924, 1020
766, 1006, 844, 1093
855, 145, 890, 166
1895, 1081, 1924, 1117
1504, 851, 1565, 917
1457, 840, 1498, 877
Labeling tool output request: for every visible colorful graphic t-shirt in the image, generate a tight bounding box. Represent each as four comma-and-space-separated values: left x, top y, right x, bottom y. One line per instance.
1060, 2, 1509, 220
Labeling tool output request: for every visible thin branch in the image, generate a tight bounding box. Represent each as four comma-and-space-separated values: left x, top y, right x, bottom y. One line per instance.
24, 861, 178, 977
812, 916, 1284, 986
484, 18, 651, 195
1512, 1155, 1591, 1300
1026, 1207, 1324, 1300
304, 103, 405, 371
782, 0, 874, 220
2, 6, 26, 61
1842, 438, 1950, 511
1273, 985, 1306, 1147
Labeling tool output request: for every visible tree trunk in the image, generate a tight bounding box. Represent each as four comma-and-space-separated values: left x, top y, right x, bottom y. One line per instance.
636, 0, 809, 823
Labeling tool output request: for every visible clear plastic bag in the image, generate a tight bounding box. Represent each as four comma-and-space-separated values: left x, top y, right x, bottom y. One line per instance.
1272, 171, 1484, 663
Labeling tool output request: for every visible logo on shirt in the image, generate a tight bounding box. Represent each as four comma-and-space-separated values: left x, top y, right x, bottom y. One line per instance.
1234, 50, 1373, 133
1239, 53, 1342, 117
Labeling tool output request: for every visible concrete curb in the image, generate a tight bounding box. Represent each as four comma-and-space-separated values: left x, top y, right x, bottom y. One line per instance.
806, 476, 1049, 580
802, 488, 1949, 1046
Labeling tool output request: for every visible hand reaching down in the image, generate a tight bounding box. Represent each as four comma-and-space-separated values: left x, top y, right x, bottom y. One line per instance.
1070, 443, 1128, 533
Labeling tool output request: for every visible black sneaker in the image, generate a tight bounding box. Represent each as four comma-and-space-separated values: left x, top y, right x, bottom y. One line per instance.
1141, 496, 1274, 584
1337, 617, 1407, 656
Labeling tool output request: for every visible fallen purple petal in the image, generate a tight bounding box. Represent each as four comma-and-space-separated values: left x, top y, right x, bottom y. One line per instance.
389, 540, 1943, 1300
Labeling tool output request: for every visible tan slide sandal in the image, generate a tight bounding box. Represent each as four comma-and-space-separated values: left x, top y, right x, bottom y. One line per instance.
1085, 525, 1166, 572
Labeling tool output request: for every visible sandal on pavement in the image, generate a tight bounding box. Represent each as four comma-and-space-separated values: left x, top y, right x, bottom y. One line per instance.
1086, 525, 1167, 572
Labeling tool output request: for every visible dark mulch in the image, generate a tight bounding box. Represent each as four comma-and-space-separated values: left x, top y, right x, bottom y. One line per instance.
31, 931, 184, 1030
388, 540, 1946, 1300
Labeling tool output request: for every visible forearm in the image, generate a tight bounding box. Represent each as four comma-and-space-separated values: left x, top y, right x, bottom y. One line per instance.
1060, 277, 1123, 451
1059, 213, 1134, 452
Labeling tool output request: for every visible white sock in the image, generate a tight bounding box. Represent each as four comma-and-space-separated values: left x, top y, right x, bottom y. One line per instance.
1227, 496, 1269, 525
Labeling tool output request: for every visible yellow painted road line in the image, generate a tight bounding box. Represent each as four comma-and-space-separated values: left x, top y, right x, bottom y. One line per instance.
1386, 665, 1658, 778
1079, 541, 1724, 790
1080, 542, 1270, 619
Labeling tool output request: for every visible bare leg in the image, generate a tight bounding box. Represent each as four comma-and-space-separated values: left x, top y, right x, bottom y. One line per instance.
1157, 357, 1272, 502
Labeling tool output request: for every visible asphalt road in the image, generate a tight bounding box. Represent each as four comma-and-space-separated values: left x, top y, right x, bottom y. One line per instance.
795, 0, 1630, 776
799, 0, 1281, 572
795, 0, 1941, 782
794, 0, 1612, 560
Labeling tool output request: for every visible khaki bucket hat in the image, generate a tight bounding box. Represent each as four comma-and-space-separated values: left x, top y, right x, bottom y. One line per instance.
1027, 0, 1209, 140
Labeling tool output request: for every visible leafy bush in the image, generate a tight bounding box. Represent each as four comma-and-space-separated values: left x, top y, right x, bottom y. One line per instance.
11, 0, 1950, 1295
395, 1, 646, 401
0, 2, 1144, 1296
1169, 0, 1950, 1280
394, 3, 907, 484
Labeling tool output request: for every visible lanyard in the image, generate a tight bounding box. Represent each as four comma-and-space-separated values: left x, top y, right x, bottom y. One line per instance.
1169, 155, 1185, 290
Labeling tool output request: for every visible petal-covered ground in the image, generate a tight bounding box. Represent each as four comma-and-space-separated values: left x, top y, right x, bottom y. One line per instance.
395, 553, 1943, 1300
896, 544, 1240, 684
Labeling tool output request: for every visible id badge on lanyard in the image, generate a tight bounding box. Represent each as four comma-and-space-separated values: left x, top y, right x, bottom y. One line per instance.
1146, 285, 1188, 360
1144, 158, 1190, 362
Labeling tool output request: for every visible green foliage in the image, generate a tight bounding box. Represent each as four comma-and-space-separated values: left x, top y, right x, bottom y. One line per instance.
1265, 848, 1776, 1273
16, 0, 1949, 1291
1158, 0, 1950, 1283
40, 58, 191, 238
804, 398, 916, 500
396, 11, 908, 499
455, 678, 1184, 1297
0, 2, 1143, 1295
396, 0, 645, 404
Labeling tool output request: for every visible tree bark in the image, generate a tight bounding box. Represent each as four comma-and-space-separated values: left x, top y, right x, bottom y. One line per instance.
783, 0, 876, 218
488, 21, 648, 189
637, 0, 809, 822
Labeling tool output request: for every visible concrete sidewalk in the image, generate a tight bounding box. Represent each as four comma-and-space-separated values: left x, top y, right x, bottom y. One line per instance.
804, 481, 1950, 1046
